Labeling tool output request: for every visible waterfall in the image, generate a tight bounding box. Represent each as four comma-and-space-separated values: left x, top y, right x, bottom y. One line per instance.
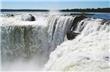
47, 15, 75, 51
0, 14, 75, 70
1, 16, 49, 70
0, 13, 110, 71
44, 17, 110, 71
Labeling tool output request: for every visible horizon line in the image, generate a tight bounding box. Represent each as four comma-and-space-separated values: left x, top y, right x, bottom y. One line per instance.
1, 7, 110, 10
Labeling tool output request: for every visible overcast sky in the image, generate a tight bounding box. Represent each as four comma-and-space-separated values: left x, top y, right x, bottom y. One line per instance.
1, 0, 110, 9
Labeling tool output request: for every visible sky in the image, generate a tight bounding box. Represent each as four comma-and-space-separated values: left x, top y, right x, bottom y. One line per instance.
0, 0, 110, 9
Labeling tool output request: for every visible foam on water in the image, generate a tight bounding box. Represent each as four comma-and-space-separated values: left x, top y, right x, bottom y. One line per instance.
0, 14, 74, 71
0, 13, 110, 71
44, 18, 110, 71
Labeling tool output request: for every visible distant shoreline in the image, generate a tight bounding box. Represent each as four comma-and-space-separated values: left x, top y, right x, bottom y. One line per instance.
0, 9, 49, 12
1, 8, 110, 13
60, 8, 110, 13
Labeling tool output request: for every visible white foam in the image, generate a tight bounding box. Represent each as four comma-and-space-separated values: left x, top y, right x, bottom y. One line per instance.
44, 19, 110, 71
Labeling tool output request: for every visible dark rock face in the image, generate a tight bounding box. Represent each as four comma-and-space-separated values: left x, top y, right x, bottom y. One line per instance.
67, 15, 87, 40
21, 14, 35, 21
10, 14, 14, 17
101, 19, 110, 25
71, 15, 87, 31
67, 31, 80, 40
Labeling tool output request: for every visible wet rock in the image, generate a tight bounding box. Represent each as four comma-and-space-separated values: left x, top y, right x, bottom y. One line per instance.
104, 56, 109, 61
67, 15, 87, 40
21, 14, 35, 21
67, 31, 79, 40
101, 19, 110, 25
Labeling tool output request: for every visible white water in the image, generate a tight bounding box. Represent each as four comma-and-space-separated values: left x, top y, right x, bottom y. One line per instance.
45, 18, 110, 71
0, 14, 74, 71
0, 13, 110, 71
47, 15, 75, 51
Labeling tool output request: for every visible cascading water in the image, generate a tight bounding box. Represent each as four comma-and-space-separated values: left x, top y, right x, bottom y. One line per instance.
0, 14, 75, 71
44, 17, 110, 71
47, 15, 75, 51
0, 13, 110, 71
1, 16, 50, 70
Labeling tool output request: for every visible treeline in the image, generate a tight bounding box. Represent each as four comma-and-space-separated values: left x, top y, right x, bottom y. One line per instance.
0, 9, 49, 12
1, 8, 110, 13
60, 8, 110, 13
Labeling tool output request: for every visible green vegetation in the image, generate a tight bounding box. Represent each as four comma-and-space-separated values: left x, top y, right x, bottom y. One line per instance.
60, 8, 110, 13
1, 9, 49, 12
1, 8, 110, 13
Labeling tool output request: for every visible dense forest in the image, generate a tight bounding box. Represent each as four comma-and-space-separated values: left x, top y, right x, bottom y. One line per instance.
1, 8, 110, 13
60, 8, 110, 13
0, 9, 49, 12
